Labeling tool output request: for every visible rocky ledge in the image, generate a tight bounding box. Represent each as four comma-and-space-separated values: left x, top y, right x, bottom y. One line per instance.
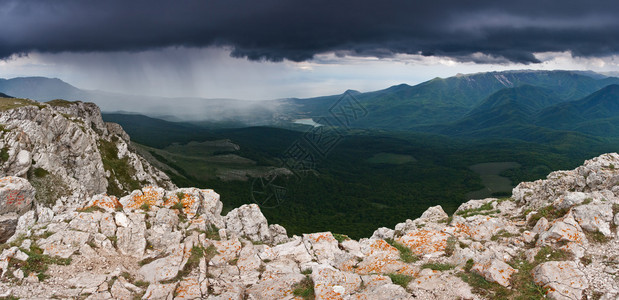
1, 153, 619, 299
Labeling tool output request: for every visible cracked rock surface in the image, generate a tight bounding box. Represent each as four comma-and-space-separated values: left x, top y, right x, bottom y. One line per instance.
2, 100, 619, 299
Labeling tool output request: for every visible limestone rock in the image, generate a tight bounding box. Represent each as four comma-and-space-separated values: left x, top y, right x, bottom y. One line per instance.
0, 101, 175, 209
370, 227, 395, 240
572, 203, 613, 236
0, 214, 18, 243
139, 244, 185, 283
408, 268, 477, 299
533, 261, 588, 300
303, 232, 342, 265
37, 228, 89, 258
246, 273, 305, 299
311, 264, 362, 299
142, 282, 177, 300
224, 204, 281, 244
537, 212, 588, 257
419, 205, 449, 222
116, 213, 147, 258
471, 259, 516, 287
396, 229, 450, 256
0, 176, 34, 215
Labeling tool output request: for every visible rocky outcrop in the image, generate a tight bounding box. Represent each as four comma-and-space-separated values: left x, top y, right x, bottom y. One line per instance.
2, 100, 619, 299
0, 99, 175, 211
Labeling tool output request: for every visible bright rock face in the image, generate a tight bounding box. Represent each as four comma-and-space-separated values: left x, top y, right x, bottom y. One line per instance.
0, 101, 175, 211
533, 261, 588, 300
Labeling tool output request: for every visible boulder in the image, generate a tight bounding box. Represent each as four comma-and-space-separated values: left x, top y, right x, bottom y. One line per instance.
311, 264, 362, 299
139, 244, 185, 283
537, 212, 587, 256
471, 259, 516, 287
533, 261, 588, 300
303, 232, 342, 265
246, 273, 305, 299
0, 176, 35, 216
571, 203, 613, 236
224, 204, 274, 244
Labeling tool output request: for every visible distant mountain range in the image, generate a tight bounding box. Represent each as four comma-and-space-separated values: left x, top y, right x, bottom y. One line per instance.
2, 70, 619, 140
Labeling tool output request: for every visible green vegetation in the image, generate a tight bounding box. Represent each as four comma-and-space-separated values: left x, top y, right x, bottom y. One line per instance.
456, 202, 500, 218
204, 225, 221, 240
526, 205, 569, 227
459, 271, 510, 298
444, 236, 457, 257
385, 239, 419, 263
490, 230, 517, 241
459, 246, 572, 299
0, 147, 9, 162
292, 276, 315, 299
76, 206, 105, 213
98, 138, 142, 196
332, 233, 350, 243
387, 273, 413, 289
46, 99, 77, 107
9, 244, 71, 281
28, 168, 70, 207
585, 230, 610, 243
0, 97, 38, 111
301, 268, 312, 275
140, 203, 150, 211
33, 167, 50, 178
466, 162, 521, 199
421, 263, 455, 271
105, 77, 619, 239
367, 153, 417, 164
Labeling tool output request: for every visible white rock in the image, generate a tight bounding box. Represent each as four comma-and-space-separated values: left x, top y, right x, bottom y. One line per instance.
531, 217, 549, 234
139, 244, 184, 283
99, 212, 116, 237
472, 259, 516, 287
224, 204, 272, 244
533, 261, 588, 300
572, 203, 613, 236
371, 227, 395, 240
142, 282, 177, 300
311, 264, 362, 299
114, 212, 129, 227
0, 176, 35, 215
303, 232, 342, 265
116, 213, 146, 258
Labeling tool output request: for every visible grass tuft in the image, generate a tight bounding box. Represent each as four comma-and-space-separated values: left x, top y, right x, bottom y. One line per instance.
385, 238, 419, 263
292, 276, 315, 299
387, 273, 413, 288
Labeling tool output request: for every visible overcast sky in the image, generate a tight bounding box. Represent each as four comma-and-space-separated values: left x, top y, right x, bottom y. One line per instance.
1, 0, 618, 100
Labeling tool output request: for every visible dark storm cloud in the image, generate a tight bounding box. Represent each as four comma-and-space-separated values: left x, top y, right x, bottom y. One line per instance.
1, 0, 618, 63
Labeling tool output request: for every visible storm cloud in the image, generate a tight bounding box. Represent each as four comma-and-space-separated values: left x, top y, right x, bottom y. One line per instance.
1, 0, 618, 64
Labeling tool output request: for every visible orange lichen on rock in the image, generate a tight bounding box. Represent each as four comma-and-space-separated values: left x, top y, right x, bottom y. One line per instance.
122, 186, 164, 210
396, 229, 449, 256
89, 195, 121, 211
